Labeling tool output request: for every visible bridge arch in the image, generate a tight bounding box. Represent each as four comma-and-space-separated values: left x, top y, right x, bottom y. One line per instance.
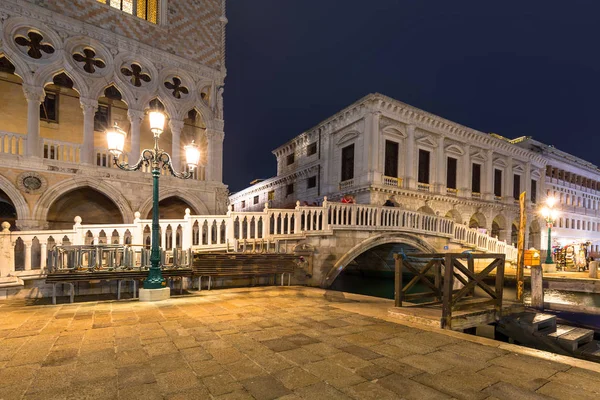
322, 232, 436, 288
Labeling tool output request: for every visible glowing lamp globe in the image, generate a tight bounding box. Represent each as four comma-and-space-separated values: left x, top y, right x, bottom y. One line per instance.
149, 110, 166, 138
541, 207, 550, 219
184, 141, 200, 170
546, 196, 557, 208
106, 123, 126, 157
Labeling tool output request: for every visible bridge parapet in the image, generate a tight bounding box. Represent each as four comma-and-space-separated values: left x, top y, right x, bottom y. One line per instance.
0, 199, 517, 276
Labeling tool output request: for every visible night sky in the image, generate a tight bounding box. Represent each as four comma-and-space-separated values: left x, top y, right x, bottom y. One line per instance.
223, 0, 600, 192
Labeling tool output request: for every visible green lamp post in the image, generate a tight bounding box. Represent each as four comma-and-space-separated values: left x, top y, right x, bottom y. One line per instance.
106, 110, 201, 289
540, 196, 558, 265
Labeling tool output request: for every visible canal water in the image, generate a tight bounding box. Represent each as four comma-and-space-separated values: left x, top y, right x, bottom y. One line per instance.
330, 271, 600, 329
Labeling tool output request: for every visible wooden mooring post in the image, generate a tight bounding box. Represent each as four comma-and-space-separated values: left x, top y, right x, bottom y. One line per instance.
516, 192, 526, 301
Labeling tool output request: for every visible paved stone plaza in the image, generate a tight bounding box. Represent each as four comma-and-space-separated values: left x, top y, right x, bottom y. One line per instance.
0, 287, 599, 400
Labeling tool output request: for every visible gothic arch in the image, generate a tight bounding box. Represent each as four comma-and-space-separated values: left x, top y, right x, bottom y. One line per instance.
33, 178, 134, 224
138, 189, 209, 219
0, 174, 30, 223
417, 205, 436, 215
321, 232, 436, 287
89, 80, 136, 107
469, 212, 487, 229
36, 65, 90, 98
0, 52, 30, 83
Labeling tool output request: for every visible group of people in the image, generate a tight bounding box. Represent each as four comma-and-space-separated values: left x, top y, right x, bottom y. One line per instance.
340, 194, 399, 207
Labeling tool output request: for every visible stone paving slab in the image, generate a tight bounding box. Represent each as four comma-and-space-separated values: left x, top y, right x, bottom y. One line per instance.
0, 286, 599, 399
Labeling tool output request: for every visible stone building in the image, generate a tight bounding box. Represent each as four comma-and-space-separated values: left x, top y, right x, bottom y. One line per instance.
229, 93, 600, 254
0, 0, 228, 231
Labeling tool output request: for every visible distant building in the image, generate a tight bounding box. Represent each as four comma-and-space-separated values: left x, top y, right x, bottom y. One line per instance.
229, 93, 600, 255
0, 0, 228, 230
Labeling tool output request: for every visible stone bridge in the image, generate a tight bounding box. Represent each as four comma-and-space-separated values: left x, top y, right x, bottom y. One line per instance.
0, 198, 517, 296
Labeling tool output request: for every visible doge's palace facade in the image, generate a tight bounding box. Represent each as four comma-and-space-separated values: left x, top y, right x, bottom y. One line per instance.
0, 0, 228, 231
230, 93, 600, 255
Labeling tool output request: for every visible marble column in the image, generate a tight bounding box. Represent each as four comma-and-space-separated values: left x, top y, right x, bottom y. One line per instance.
80, 97, 98, 164
40, 243, 47, 270
405, 125, 416, 190
24, 241, 32, 271
525, 162, 532, 204
169, 119, 185, 171
206, 129, 224, 182
127, 109, 145, 162
366, 111, 381, 184
22, 84, 45, 158
460, 144, 471, 198
435, 136, 445, 194
504, 156, 513, 205
484, 149, 494, 201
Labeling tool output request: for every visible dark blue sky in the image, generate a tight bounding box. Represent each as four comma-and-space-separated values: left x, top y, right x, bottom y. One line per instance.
223, 0, 600, 192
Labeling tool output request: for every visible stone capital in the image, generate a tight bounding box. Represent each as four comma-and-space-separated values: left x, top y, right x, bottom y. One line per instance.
169, 119, 185, 133
22, 84, 45, 103
127, 109, 145, 124
80, 97, 98, 114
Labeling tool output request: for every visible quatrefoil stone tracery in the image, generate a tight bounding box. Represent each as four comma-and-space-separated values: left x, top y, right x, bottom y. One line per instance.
164, 77, 189, 99
120, 63, 151, 87
14, 31, 55, 59
72, 48, 106, 74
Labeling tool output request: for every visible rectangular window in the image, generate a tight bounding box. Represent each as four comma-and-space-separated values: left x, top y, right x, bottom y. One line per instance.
341, 144, 355, 181
513, 174, 521, 200
307, 176, 317, 189
286, 153, 295, 165
472, 163, 481, 193
307, 142, 317, 156
94, 104, 110, 132
286, 183, 294, 196
531, 179, 537, 203
101, 0, 159, 24
253, 196, 259, 205
417, 149, 430, 184
384, 140, 399, 178
40, 92, 58, 123
446, 157, 457, 189
241, 200, 246, 209
268, 190, 275, 201
494, 169, 502, 197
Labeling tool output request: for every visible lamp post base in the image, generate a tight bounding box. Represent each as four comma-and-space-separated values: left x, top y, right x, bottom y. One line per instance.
139, 287, 170, 302
542, 263, 556, 273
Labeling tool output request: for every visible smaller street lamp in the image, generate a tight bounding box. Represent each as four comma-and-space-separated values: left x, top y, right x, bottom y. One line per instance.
106, 111, 201, 290
540, 196, 559, 265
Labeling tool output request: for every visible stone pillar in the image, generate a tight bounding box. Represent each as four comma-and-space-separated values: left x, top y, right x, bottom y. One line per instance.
504, 157, 513, 204
23, 84, 45, 158
484, 149, 494, 201
0, 222, 14, 277
169, 119, 185, 171
405, 124, 416, 190
435, 136, 445, 193
459, 144, 471, 197
128, 109, 145, 162
525, 162, 532, 204
366, 111, 381, 184
40, 242, 47, 270
206, 129, 224, 182
80, 97, 98, 164
24, 241, 32, 271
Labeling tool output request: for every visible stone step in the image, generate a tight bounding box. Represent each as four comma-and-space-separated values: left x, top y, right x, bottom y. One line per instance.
515, 312, 556, 333
545, 324, 576, 338
578, 340, 600, 361
555, 328, 594, 352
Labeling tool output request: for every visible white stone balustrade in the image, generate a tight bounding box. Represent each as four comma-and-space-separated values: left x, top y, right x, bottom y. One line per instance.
0, 201, 518, 275
43, 138, 81, 163
0, 131, 26, 155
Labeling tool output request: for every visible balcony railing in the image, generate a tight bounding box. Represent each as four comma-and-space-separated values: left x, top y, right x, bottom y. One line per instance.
0, 131, 26, 155
339, 179, 354, 191
383, 176, 403, 188
472, 192, 481, 199
417, 182, 430, 192
446, 188, 458, 196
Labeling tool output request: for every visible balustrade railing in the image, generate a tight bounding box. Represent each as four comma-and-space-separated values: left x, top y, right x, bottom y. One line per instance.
417, 182, 430, 192
43, 139, 81, 163
0, 199, 518, 276
383, 176, 403, 188
339, 179, 354, 191
0, 131, 26, 155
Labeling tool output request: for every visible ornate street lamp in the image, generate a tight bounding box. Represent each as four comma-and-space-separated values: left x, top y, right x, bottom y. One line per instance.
106, 111, 200, 290
540, 196, 559, 265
